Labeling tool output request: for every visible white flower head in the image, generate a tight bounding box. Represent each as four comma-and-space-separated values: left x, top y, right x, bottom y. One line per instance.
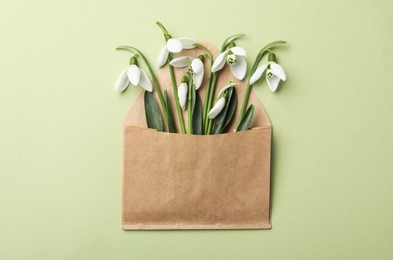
207, 82, 236, 119
178, 83, 188, 110
157, 37, 196, 67
170, 56, 204, 90
178, 75, 189, 110
208, 97, 226, 119
249, 52, 286, 92
114, 57, 152, 92
211, 45, 247, 80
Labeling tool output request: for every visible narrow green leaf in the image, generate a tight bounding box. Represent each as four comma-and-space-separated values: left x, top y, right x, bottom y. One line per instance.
144, 91, 164, 132
236, 104, 255, 132
223, 87, 237, 130
164, 90, 177, 133
192, 90, 203, 135
191, 84, 196, 114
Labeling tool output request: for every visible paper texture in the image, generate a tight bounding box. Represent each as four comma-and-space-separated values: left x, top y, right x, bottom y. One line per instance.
122, 44, 272, 229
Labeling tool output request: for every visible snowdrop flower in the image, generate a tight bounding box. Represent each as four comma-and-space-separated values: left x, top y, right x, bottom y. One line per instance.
114, 56, 152, 92
208, 97, 225, 119
208, 82, 236, 119
178, 75, 189, 110
170, 55, 204, 90
211, 43, 247, 80
157, 37, 196, 67
249, 52, 286, 92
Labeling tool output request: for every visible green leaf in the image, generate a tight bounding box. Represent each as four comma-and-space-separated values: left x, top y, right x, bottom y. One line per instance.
192, 90, 203, 135
236, 104, 255, 132
144, 91, 164, 132
164, 90, 177, 133
223, 87, 237, 130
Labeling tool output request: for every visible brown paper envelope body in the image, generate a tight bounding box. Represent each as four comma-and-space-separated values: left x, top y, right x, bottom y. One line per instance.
122, 44, 272, 229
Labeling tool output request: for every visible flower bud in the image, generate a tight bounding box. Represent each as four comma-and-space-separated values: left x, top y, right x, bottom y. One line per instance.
208, 97, 226, 119
178, 82, 188, 110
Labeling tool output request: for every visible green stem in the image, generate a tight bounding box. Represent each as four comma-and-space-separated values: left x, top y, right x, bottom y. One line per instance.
169, 56, 187, 134
237, 40, 287, 127
116, 46, 170, 130
204, 34, 245, 135
193, 43, 214, 135
156, 21, 171, 40
221, 33, 246, 52
187, 72, 193, 135
206, 116, 213, 135
156, 22, 186, 134
205, 73, 218, 135
202, 72, 212, 134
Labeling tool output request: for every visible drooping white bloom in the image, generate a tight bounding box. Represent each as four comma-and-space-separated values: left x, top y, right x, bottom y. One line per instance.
170, 56, 204, 90
249, 61, 286, 92
208, 97, 226, 119
157, 37, 196, 67
114, 64, 152, 92
211, 46, 247, 80
178, 82, 188, 110
207, 82, 236, 119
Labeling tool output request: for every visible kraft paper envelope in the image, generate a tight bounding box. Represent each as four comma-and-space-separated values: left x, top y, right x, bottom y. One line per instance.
122, 43, 272, 230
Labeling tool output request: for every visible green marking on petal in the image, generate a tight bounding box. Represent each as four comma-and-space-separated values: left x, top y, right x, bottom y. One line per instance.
227, 54, 237, 65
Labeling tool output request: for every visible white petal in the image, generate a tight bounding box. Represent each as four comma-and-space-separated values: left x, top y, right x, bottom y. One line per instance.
230, 46, 247, 57
178, 37, 196, 49
178, 83, 188, 110
229, 56, 247, 80
114, 68, 130, 92
266, 74, 281, 92
208, 97, 226, 119
249, 64, 268, 85
217, 82, 236, 97
211, 51, 228, 73
193, 71, 204, 90
157, 45, 169, 67
127, 65, 141, 86
138, 69, 153, 92
191, 58, 204, 74
166, 38, 183, 53
270, 63, 287, 81
170, 56, 192, 67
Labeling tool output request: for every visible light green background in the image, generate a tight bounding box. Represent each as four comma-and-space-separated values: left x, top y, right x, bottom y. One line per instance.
1, 0, 392, 259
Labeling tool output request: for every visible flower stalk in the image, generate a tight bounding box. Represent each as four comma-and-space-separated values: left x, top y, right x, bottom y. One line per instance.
169, 58, 186, 133
205, 33, 246, 135
192, 43, 214, 134
237, 40, 287, 127
187, 71, 194, 135
116, 45, 169, 129
156, 21, 187, 134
